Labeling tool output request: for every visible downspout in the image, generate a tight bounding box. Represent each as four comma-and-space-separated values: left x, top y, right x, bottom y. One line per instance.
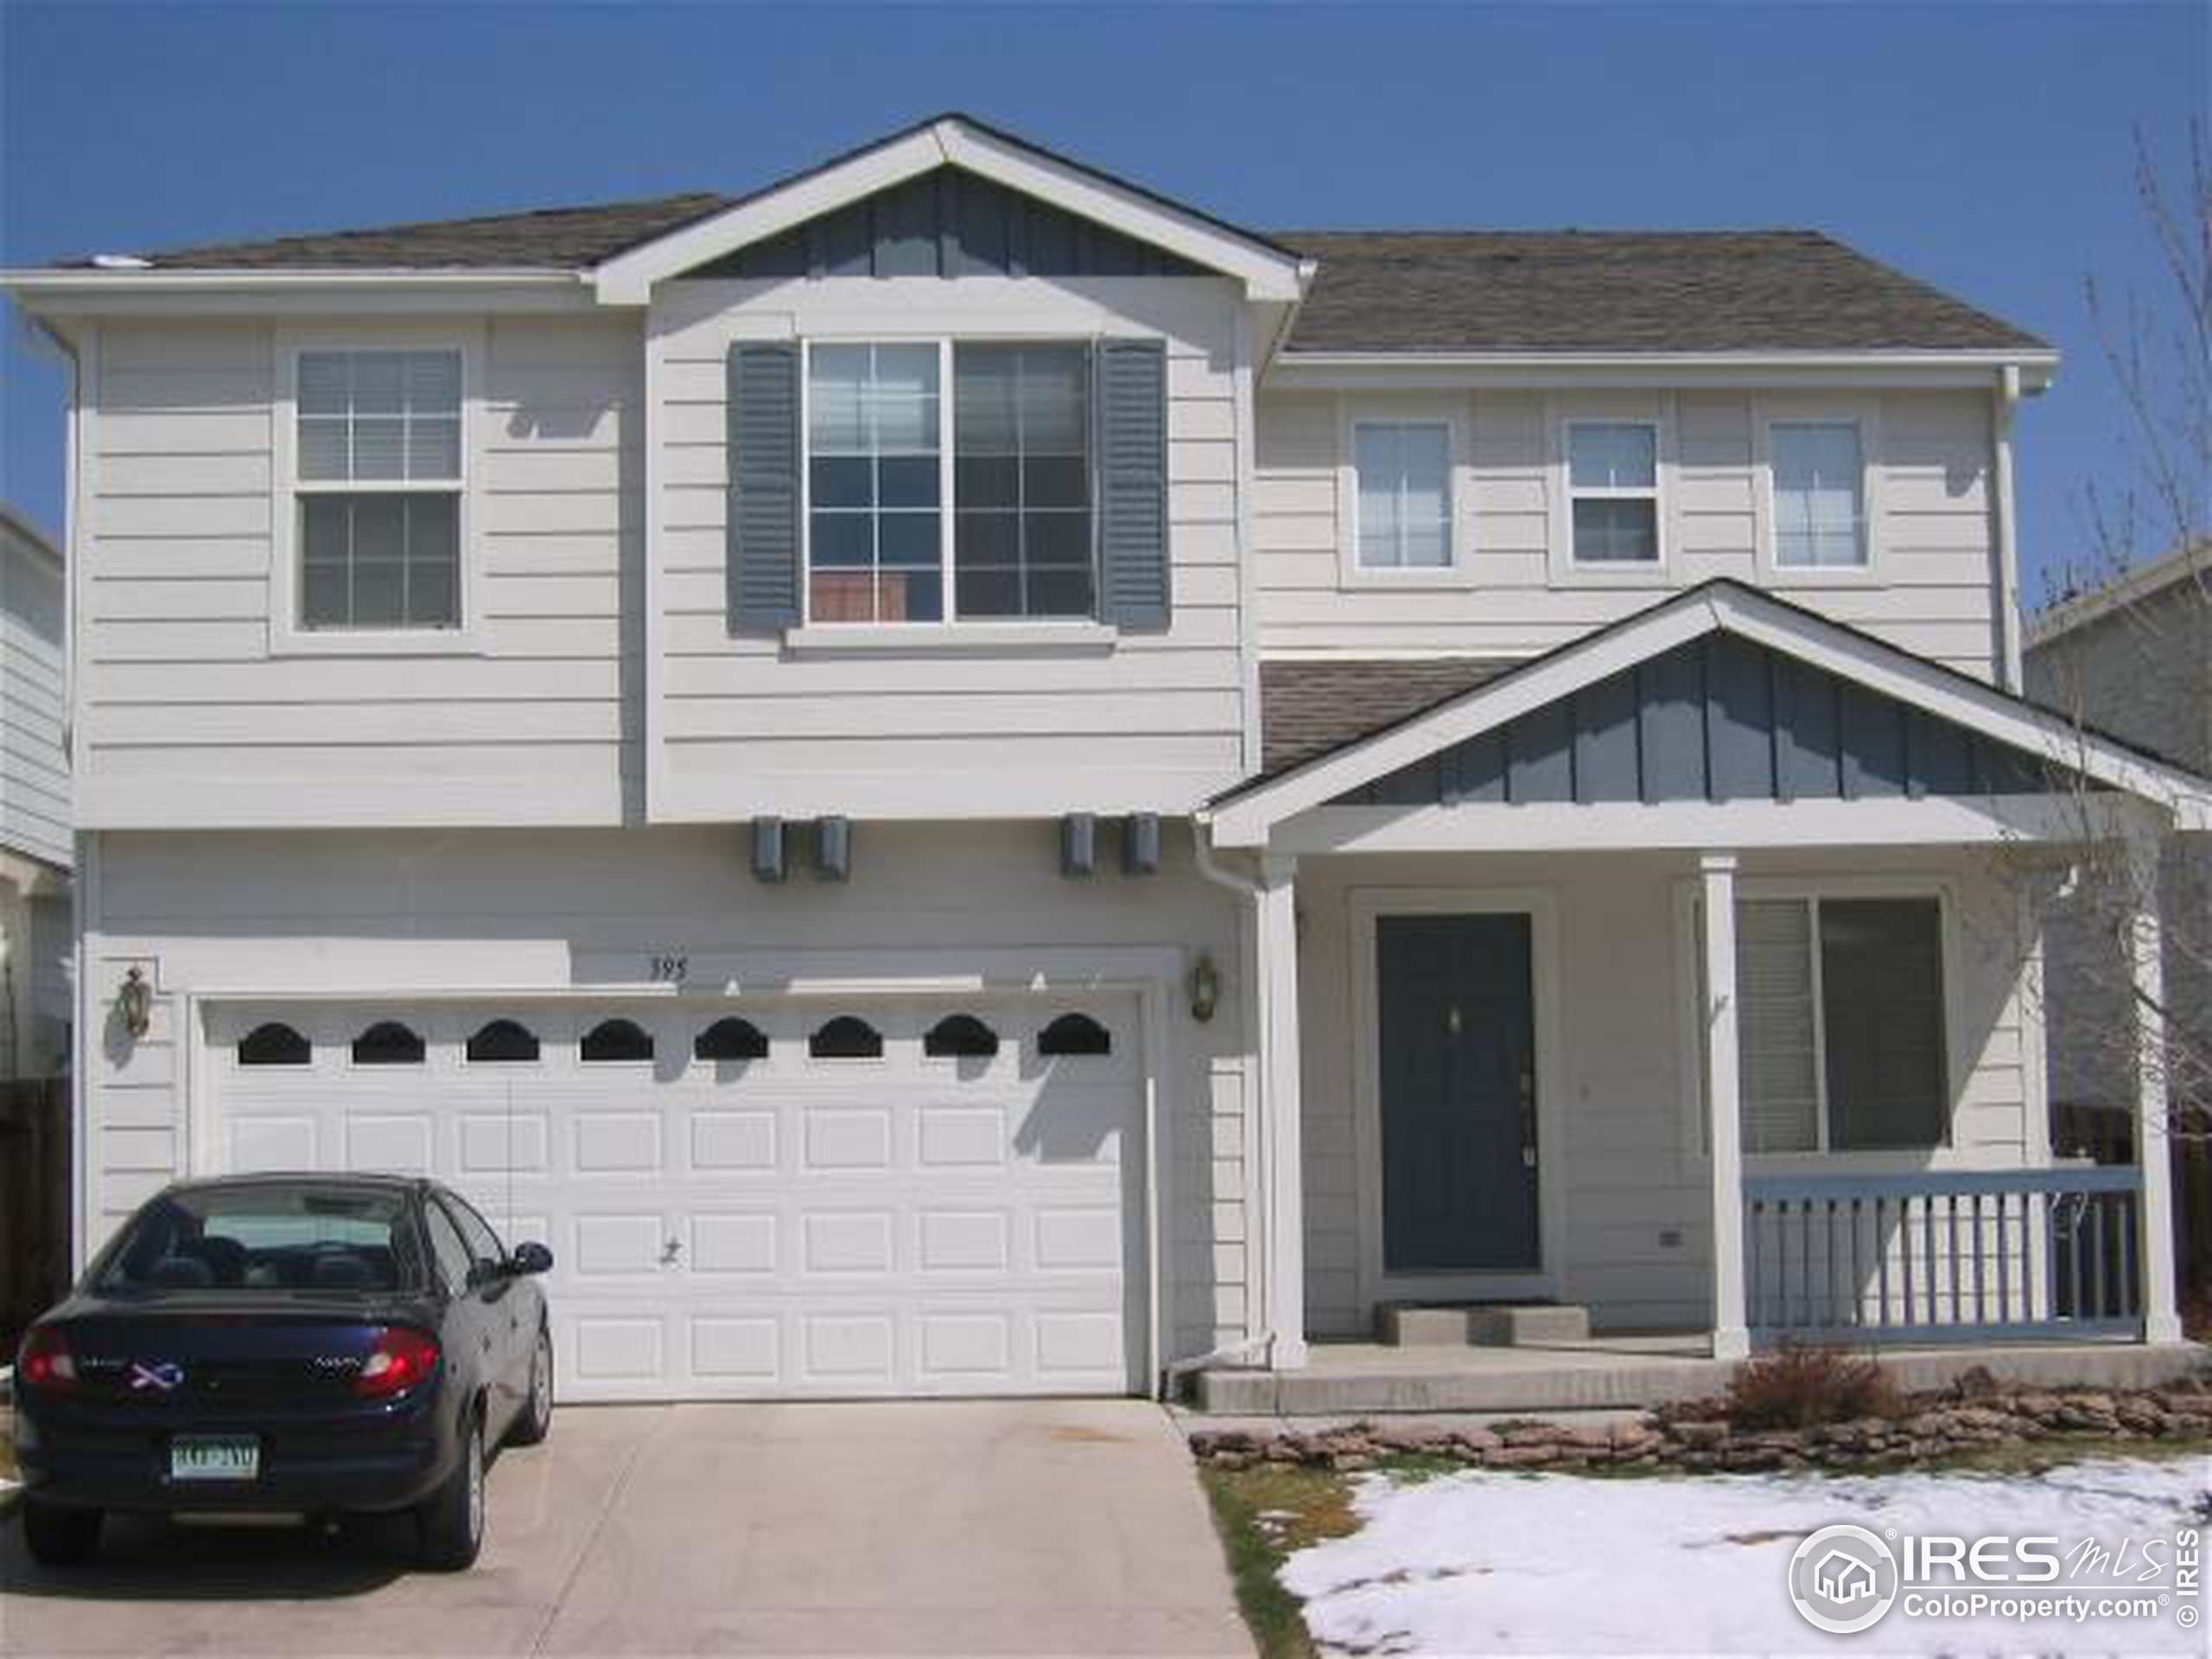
1188, 823, 1286, 1376
1992, 364, 2024, 690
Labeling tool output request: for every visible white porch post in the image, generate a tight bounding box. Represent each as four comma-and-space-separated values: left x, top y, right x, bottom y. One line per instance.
2126, 832, 2183, 1344
1256, 853, 1308, 1370
1701, 852, 1751, 1361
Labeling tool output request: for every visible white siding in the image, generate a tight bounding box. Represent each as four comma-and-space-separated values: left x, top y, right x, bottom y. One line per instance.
77, 316, 642, 828
648, 276, 1251, 821
2, 515, 69, 868
1255, 388, 2003, 677
1294, 849, 2042, 1336
79, 821, 1249, 1363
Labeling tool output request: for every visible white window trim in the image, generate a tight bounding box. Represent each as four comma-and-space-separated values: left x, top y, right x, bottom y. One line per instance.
797, 334, 1113, 632
269, 324, 486, 657
1335, 397, 1470, 588
1754, 394, 1885, 586
1545, 395, 1675, 586
1673, 873, 1968, 1175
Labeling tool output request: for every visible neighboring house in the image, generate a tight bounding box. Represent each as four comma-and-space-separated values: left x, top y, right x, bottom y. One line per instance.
0, 502, 71, 1080
2025, 550, 2209, 1201
5, 115, 2206, 1402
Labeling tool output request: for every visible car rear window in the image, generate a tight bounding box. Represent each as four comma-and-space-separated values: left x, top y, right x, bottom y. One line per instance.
98, 1186, 422, 1294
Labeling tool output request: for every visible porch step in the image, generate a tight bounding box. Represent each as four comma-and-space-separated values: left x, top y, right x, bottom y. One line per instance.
1378, 1301, 1592, 1348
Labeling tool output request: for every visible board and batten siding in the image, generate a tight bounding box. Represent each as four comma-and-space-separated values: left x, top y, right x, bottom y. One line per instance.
78, 821, 1253, 1363
1254, 388, 2004, 677
76, 316, 643, 829
648, 276, 1251, 821
1293, 849, 2044, 1335
3, 514, 70, 869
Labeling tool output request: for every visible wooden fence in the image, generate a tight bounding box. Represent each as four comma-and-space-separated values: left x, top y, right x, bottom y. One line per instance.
1, 1076, 71, 1357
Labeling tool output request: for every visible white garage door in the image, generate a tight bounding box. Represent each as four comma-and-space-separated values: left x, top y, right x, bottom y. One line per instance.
205, 996, 1146, 1400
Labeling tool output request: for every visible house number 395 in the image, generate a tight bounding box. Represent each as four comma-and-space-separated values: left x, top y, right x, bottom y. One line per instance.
649, 954, 689, 982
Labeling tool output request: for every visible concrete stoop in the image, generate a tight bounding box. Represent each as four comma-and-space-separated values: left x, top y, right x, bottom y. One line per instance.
1378, 1301, 1592, 1347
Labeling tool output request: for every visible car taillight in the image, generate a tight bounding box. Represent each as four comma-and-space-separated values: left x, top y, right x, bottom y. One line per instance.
17, 1325, 78, 1393
355, 1326, 440, 1399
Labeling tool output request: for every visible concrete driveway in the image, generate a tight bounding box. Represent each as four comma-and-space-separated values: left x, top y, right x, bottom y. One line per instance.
0, 1400, 1249, 1656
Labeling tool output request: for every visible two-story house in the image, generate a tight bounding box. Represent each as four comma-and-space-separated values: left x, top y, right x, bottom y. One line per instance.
7, 116, 2205, 1405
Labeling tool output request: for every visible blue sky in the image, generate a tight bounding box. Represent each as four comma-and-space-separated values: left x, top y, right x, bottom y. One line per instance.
3, 0, 2204, 604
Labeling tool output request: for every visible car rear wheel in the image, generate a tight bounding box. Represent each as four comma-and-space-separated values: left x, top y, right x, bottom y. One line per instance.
417, 1414, 485, 1571
22, 1500, 102, 1567
508, 1326, 553, 1447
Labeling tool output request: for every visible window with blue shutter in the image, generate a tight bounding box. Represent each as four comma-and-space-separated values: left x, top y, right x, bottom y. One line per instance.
757, 332, 1169, 632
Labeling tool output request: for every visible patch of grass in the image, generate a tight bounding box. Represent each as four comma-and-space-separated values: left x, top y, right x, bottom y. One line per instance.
1877, 1433, 2212, 1480
1198, 1462, 1360, 1659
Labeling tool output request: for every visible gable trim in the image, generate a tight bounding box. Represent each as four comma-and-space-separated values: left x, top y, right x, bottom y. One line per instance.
588, 116, 1309, 305
1205, 581, 2212, 846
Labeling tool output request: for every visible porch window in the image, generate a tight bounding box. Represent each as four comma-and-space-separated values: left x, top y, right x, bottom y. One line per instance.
1770, 422, 1866, 568
1567, 422, 1659, 564
1732, 895, 1948, 1151
1354, 423, 1452, 569
295, 349, 463, 630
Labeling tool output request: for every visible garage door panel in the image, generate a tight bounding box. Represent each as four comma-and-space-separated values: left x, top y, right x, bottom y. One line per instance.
210, 994, 1144, 1400
690, 1110, 777, 1171
688, 1211, 779, 1274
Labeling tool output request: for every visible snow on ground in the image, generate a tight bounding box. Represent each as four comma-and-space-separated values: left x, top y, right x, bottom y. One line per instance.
1281, 1456, 2211, 1656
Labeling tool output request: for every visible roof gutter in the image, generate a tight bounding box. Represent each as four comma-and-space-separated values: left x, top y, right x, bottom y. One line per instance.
1992, 364, 2026, 690
0, 267, 581, 294
1268, 346, 2060, 394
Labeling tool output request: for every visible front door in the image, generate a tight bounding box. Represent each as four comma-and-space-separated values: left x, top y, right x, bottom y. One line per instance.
1376, 912, 1540, 1274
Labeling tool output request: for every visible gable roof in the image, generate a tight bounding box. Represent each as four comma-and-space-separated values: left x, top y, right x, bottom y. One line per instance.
1210, 580, 2212, 846
18, 119, 2047, 358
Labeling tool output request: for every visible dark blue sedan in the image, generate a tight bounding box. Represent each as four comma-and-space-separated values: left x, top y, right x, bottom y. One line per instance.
11, 1173, 554, 1571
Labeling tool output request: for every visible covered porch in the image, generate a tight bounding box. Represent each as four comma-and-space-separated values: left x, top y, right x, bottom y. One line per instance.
1199, 584, 2208, 1401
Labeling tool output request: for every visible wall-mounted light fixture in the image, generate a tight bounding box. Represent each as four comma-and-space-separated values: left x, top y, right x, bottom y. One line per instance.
1187, 953, 1220, 1023
117, 965, 153, 1039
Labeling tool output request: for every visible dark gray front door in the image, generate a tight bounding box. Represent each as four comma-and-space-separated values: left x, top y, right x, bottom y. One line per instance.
1376, 912, 1539, 1274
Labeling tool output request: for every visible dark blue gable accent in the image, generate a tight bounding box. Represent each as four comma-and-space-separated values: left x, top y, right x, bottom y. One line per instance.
683, 168, 1205, 281
1334, 635, 2061, 809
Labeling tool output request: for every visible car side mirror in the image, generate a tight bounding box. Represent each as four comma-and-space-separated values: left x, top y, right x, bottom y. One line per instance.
511, 1241, 554, 1276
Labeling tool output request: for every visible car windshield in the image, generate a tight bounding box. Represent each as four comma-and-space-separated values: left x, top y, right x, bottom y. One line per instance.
97, 1185, 421, 1294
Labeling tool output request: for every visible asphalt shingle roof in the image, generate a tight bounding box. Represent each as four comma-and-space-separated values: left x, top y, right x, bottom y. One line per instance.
1259, 658, 1514, 779
1275, 229, 2045, 354
67, 193, 2046, 358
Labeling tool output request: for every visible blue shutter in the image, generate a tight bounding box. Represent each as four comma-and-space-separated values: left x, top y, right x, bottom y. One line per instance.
728, 341, 802, 630
1096, 338, 1170, 632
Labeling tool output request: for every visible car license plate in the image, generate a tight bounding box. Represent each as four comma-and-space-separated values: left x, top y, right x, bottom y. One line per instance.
169, 1435, 259, 1483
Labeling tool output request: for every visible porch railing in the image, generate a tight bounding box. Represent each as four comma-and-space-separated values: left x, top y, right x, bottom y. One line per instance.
1743, 1167, 2144, 1344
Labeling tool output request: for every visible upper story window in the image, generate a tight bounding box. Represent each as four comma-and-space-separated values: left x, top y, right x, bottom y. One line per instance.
1566, 422, 1660, 565
953, 345, 1093, 617
804, 340, 1096, 626
808, 343, 943, 623
294, 349, 463, 631
1770, 422, 1867, 569
1353, 423, 1452, 570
